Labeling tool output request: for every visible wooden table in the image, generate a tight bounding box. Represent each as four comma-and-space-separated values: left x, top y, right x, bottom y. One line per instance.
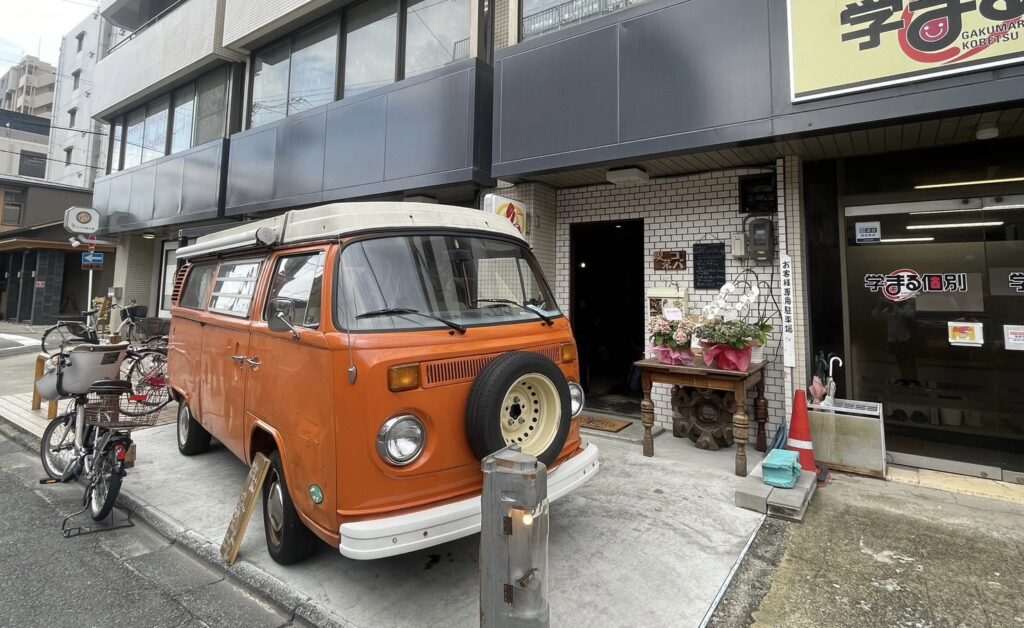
634, 358, 769, 477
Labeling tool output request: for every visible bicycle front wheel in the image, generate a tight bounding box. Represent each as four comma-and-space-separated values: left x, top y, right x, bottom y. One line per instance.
40, 413, 81, 481
120, 349, 171, 416
88, 449, 122, 521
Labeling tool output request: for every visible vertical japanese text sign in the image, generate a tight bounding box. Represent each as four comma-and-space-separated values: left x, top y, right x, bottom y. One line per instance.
779, 253, 796, 368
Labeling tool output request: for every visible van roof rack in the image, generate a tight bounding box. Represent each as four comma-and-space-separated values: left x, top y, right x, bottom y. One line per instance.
176, 201, 525, 259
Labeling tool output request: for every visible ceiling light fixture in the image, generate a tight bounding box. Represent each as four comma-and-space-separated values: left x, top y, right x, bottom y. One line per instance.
878, 237, 935, 243
606, 167, 649, 186
906, 221, 1003, 230
975, 123, 999, 140
914, 176, 1024, 190
141, 231, 156, 240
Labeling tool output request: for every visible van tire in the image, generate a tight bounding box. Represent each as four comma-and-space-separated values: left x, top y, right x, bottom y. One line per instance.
177, 401, 211, 455
465, 351, 571, 466
263, 450, 318, 565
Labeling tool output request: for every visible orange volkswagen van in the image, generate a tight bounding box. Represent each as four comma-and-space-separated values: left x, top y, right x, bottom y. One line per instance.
167, 202, 598, 563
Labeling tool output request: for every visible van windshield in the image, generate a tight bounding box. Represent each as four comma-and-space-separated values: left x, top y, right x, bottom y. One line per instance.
339, 234, 561, 331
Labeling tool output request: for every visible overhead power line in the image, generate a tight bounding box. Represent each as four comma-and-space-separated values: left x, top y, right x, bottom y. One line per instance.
0, 147, 104, 170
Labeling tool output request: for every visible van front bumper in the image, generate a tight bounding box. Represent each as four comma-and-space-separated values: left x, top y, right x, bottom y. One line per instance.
338, 443, 599, 560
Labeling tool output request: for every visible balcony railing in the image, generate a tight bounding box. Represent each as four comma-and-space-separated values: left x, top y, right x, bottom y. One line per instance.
521, 0, 647, 39
106, 0, 188, 55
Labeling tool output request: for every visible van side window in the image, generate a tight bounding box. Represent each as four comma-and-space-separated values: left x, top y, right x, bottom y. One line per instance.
209, 259, 263, 317
265, 252, 325, 328
178, 263, 217, 310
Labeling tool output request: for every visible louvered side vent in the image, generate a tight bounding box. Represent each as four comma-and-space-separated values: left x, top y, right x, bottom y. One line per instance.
170, 263, 191, 307
423, 346, 563, 388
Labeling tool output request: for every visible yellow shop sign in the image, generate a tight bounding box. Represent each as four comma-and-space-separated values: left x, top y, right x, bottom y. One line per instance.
788, 0, 1024, 101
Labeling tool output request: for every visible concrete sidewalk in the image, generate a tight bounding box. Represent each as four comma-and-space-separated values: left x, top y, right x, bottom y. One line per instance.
0, 364, 765, 628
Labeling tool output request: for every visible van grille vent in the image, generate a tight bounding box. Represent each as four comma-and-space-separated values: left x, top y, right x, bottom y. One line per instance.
423, 346, 561, 388
170, 263, 190, 307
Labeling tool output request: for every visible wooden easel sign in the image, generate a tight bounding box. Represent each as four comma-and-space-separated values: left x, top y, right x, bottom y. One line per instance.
221, 452, 271, 566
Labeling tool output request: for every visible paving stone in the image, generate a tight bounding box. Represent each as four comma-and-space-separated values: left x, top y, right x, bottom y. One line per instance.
735, 475, 773, 513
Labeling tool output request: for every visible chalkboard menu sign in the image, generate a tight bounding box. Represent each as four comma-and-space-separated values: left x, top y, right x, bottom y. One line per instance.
693, 242, 727, 290
739, 173, 777, 213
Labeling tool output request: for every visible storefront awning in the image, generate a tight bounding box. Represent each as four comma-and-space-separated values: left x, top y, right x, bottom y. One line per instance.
0, 238, 117, 253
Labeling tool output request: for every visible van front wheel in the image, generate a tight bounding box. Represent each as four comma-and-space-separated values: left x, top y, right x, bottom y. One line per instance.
263, 450, 317, 565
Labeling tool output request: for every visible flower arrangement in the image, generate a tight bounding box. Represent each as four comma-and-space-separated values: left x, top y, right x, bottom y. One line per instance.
648, 313, 701, 365
694, 318, 760, 371
694, 318, 760, 350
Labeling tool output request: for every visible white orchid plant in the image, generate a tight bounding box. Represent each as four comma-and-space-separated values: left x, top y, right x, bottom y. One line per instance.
700, 282, 760, 321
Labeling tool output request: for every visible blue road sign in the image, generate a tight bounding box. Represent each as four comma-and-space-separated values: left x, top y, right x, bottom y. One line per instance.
82, 251, 105, 265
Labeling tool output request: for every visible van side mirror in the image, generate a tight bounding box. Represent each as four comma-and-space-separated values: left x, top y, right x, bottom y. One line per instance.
268, 298, 299, 340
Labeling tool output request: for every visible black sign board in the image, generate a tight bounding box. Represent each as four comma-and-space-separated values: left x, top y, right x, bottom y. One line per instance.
739, 173, 777, 213
693, 242, 727, 290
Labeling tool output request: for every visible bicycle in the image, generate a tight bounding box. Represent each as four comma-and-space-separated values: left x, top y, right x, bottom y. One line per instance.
36, 338, 156, 525
41, 311, 172, 417
111, 301, 169, 349
41, 302, 168, 354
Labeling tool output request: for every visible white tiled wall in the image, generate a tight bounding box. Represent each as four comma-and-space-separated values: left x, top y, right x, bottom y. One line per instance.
494, 162, 811, 441
110, 235, 156, 328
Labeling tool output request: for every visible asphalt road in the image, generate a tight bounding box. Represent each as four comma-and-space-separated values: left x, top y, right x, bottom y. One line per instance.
0, 426, 303, 628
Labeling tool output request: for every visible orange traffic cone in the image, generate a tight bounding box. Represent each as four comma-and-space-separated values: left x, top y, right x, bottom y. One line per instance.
786, 390, 819, 475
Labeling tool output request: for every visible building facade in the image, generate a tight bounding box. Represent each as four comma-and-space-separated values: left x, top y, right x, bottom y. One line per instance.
0, 55, 56, 120
90, 0, 1024, 482
46, 11, 110, 188
0, 174, 107, 324
0, 110, 50, 179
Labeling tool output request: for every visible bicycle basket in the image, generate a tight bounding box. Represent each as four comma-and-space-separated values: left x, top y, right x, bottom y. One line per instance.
124, 305, 148, 320
141, 317, 171, 338
83, 393, 159, 429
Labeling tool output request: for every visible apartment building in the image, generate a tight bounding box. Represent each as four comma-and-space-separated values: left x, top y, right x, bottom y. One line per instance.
46, 11, 111, 188
90, 0, 1024, 484
0, 55, 56, 120
0, 110, 50, 179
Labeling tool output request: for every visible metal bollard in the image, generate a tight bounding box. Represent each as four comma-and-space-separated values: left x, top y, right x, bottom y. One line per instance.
480, 446, 550, 628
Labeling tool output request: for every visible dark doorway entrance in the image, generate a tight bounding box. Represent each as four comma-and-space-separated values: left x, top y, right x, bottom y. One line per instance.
570, 220, 644, 416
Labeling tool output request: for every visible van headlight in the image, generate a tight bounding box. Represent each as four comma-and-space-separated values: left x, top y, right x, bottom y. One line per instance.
376, 415, 425, 466
568, 382, 585, 417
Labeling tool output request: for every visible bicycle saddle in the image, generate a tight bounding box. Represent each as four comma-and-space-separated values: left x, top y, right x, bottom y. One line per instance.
82, 309, 99, 317
88, 379, 134, 396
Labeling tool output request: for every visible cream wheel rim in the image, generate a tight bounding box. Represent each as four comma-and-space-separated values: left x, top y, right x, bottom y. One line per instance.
500, 373, 561, 455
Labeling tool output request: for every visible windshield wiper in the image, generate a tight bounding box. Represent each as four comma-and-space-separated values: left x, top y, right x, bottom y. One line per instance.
356, 307, 467, 334
476, 299, 554, 326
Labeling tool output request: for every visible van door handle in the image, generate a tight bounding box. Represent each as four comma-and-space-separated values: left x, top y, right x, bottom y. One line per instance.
245, 357, 261, 370
231, 355, 245, 364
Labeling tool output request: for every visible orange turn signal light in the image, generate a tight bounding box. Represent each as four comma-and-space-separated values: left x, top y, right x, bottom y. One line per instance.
560, 343, 577, 363
388, 364, 421, 392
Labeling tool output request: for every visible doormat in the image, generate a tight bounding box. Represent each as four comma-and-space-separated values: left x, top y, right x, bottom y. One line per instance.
578, 415, 633, 433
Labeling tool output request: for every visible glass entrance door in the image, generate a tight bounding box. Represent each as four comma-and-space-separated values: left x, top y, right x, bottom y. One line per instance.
844, 196, 1024, 482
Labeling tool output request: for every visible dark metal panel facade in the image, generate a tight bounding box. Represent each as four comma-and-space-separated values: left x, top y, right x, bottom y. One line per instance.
92, 139, 228, 234
499, 28, 618, 163
492, 0, 1024, 177
323, 97, 388, 190
384, 68, 472, 180
618, 0, 771, 142
226, 58, 494, 216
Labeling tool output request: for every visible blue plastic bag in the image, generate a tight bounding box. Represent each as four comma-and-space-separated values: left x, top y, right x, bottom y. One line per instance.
762, 449, 802, 489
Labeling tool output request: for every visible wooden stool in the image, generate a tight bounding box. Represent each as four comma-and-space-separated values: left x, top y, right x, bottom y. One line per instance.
31, 353, 59, 420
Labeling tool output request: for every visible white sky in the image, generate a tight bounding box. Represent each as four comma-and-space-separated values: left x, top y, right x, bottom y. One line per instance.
0, 0, 98, 75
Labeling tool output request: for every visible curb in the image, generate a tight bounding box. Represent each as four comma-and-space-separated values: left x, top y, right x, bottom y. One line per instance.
0, 415, 353, 628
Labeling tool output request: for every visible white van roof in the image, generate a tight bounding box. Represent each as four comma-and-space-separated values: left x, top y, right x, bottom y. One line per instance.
177, 201, 525, 260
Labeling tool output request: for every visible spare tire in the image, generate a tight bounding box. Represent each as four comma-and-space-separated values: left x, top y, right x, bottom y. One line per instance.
465, 351, 571, 466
